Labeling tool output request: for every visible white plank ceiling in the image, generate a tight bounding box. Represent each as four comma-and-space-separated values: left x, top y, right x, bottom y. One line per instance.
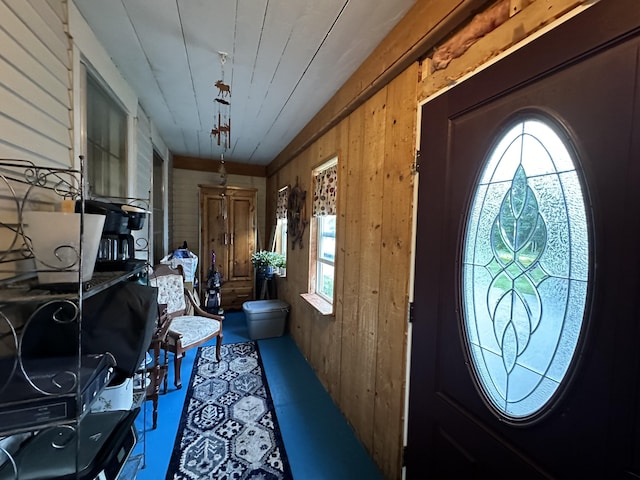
72, 0, 415, 166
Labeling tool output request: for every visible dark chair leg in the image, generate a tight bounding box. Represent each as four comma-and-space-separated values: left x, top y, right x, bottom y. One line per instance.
152, 397, 158, 429
174, 352, 183, 389
216, 333, 223, 362
163, 349, 169, 394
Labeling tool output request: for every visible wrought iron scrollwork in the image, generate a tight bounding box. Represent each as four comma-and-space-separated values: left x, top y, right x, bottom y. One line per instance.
0, 159, 81, 269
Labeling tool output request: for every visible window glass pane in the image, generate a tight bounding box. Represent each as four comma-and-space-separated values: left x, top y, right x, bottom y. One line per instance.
318, 215, 335, 262
462, 116, 590, 422
318, 262, 334, 299
86, 74, 126, 197
282, 221, 287, 257
276, 218, 287, 259
275, 186, 289, 264
316, 214, 336, 301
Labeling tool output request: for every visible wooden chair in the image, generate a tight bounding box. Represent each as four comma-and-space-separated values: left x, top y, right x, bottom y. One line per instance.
145, 303, 170, 429
149, 263, 224, 389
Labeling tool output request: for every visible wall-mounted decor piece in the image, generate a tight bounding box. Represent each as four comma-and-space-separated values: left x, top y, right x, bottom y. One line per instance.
287, 179, 307, 250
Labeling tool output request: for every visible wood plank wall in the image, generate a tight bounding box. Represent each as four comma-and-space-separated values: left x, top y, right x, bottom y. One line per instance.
266, 65, 418, 478
264, 1, 589, 478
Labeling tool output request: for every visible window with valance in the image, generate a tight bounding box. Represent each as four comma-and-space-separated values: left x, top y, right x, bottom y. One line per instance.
311, 158, 337, 306
277, 187, 289, 219
274, 187, 288, 265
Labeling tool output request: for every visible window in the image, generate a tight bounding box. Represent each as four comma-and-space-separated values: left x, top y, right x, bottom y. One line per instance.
303, 157, 337, 313
85, 71, 127, 197
462, 115, 590, 423
152, 150, 165, 264
274, 187, 288, 274
316, 214, 335, 301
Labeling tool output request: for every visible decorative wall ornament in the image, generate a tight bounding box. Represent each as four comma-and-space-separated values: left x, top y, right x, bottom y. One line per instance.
287, 179, 307, 250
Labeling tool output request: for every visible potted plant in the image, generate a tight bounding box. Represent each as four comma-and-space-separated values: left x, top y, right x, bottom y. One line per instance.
251, 250, 286, 278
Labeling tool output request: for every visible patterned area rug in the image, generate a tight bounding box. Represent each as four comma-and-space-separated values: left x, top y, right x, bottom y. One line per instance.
165, 342, 293, 480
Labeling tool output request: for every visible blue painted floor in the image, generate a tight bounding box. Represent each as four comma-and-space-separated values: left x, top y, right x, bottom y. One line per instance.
133, 311, 383, 480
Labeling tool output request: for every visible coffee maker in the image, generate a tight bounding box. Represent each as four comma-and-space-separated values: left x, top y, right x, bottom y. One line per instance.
80, 200, 147, 271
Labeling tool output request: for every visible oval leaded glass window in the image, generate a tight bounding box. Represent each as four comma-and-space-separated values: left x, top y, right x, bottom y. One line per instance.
462, 115, 590, 423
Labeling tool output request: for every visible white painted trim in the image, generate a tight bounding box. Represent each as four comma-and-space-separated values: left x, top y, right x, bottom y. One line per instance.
402, 97, 422, 480
71, 47, 83, 169
70, 1, 138, 197
312, 155, 338, 174
127, 114, 137, 196
151, 122, 169, 161
68, 1, 173, 204
163, 152, 170, 258
68, 3, 137, 114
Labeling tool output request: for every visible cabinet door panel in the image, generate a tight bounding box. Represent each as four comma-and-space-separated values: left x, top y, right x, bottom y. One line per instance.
229, 196, 254, 281
203, 195, 228, 281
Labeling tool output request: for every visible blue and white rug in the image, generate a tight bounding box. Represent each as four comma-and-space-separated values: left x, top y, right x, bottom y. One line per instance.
165, 342, 293, 480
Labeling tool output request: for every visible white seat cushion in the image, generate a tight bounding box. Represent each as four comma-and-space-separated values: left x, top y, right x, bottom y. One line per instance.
169, 315, 220, 348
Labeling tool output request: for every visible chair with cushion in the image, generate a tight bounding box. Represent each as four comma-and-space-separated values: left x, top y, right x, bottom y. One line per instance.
149, 263, 224, 389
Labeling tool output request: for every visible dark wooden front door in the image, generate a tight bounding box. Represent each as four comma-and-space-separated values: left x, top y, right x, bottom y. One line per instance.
407, 2, 640, 478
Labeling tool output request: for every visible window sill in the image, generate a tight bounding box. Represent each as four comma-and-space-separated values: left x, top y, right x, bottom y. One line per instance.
300, 293, 333, 316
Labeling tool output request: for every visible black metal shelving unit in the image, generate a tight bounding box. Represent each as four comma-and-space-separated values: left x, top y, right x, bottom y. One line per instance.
0, 158, 149, 479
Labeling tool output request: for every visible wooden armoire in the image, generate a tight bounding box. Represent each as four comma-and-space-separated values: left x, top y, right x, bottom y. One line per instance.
199, 185, 256, 310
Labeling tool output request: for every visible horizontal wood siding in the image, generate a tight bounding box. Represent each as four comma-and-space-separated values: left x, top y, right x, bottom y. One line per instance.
0, 0, 71, 166
0, 0, 71, 280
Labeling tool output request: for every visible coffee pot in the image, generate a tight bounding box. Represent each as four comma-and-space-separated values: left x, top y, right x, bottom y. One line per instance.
97, 234, 134, 262
80, 200, 147, 271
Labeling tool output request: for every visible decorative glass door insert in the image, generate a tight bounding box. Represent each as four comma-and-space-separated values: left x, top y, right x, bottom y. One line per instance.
462, 115, 590, 423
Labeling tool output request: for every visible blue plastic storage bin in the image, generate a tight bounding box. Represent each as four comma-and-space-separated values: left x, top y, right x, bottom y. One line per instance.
242, 299, 289, 340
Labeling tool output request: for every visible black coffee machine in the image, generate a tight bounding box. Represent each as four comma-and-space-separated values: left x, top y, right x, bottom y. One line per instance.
79, 200, 147, 271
